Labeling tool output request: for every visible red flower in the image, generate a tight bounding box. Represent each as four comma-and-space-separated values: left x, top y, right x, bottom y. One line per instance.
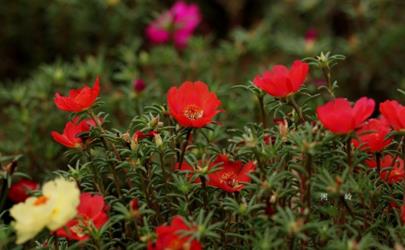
51, 118, 98, 148
380, 100, 405, 132
148, 216, 201, 250
132, 130, 158, 142
316, 97, 375, 134
367, 155, 405, 184
178, 155, 256, 192
56, 193, 109, 241
7, 179, 39, 203
253, 60, 309, 98
352, 118, 392, 152
54, 77, 100, 112
167, 81, 221, 128
207, 155, 256, 192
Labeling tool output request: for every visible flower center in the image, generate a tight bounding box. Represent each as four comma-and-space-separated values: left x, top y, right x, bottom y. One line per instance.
34, 195, 48, 206
183, 105, 203, 120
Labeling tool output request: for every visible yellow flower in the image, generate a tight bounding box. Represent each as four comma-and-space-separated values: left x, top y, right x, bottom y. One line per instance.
10, 178, 80, 244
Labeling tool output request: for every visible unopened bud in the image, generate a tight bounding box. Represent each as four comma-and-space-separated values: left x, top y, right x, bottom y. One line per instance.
121, 132, 131, 144
274, 119, 288, 140
154, 133, 163, 147
133, 79, 146, 94
149, 116, 159, 128
3, 161, 17, 175
129, 198, 141, 218
288, 218, 304, 235
130, 140, 138, 151
139, 51, 149, 65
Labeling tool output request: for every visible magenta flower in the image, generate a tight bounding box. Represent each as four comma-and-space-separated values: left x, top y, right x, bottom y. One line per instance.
145, 1, 201, 48
133, 79, 146, 94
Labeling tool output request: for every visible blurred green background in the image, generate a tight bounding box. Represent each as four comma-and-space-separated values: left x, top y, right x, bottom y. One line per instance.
0, 0, 404, 175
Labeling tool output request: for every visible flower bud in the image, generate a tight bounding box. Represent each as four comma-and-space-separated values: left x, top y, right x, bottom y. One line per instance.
274, 119, 288, 140
130, 139, 139, 151
139, 51, 149, 65
121, 132, 131, 144
263, 134, 272, 145
243, 130, 257, 148
133, 79, 146, 94
129, 198, 141, 218
154, 133, 163, 147
3, 160, 17, 175
304, 28, 317, 52
149, 116, 159, 128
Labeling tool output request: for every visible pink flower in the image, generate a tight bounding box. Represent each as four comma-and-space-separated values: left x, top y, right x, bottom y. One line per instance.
146, 1, 201, 48
133, 79, 146, 94
305, 28, 318, 43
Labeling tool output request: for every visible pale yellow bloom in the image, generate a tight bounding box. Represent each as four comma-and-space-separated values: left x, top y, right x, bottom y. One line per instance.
10, 178, 80, 244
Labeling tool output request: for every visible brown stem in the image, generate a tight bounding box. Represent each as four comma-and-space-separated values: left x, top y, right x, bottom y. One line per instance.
375, 152, 381, 175
257, 94, 268, 128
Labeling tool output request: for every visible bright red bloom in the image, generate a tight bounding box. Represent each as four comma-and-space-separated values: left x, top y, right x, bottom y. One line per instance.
380, 100, 405, 132
366, 155, 405, 184
178, 155, 256, 192
54, 77, 100, 112
167, 81, 221, 128
51, 118, 98, 148
132, 130, 158, 142
148, 216, 201, 250
316, 97, 375, 134
352, 118, 392, 152
253, 60, 309, 98
7, 179, 39, 203
56, 193, 109, 241
206, 155, 256, 192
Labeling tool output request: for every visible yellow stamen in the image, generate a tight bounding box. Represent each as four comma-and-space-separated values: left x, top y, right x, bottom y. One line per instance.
183, 105, 203, 120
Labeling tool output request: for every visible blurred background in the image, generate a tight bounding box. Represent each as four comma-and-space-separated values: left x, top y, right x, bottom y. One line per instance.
0, 0, 404, 175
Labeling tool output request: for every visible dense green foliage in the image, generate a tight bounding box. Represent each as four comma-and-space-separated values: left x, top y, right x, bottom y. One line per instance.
0, 0, 405, 249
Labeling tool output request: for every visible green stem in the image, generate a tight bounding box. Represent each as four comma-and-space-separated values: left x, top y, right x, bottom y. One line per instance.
346, 137, 352, 173
177, 129, 192, 169
288, 96, 305, 123
305, 154, 312, 215
375, 152, 381, 175
86, 151, 106, 195
321, 66, 335, 98
200, 176, 209, 210
257, 94, 268, 128
402, 136, 405, 160
88, 110, 122, 161
87, 110, 123, 197
0, 177, 9, 212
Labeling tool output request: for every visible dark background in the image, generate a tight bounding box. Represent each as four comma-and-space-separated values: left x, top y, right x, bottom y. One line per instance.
1, 0, 404, 102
